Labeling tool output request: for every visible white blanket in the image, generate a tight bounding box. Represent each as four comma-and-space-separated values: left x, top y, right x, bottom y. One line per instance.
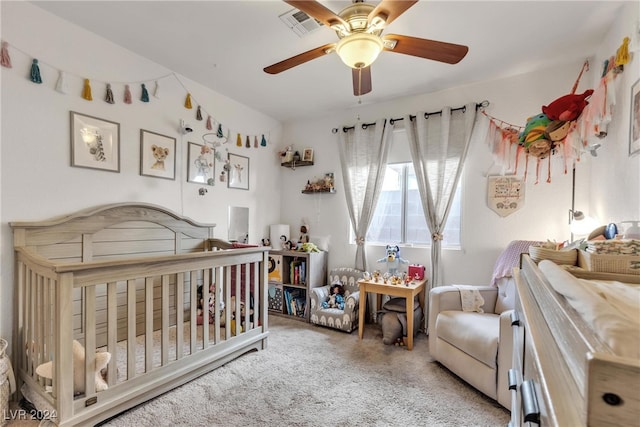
539, 260, 640, 359
453, 285, 485, 313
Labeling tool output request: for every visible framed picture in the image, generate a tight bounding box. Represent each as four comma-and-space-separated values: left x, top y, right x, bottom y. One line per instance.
227, 153, 249, 190
70, 111, 120, 172
303, 148, 314, 162
187, 142, 216, 185
630, 78, 640, 157
140, 129, 176, 180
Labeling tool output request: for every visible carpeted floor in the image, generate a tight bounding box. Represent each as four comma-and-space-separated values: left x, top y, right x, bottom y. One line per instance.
8, 315, 510, 426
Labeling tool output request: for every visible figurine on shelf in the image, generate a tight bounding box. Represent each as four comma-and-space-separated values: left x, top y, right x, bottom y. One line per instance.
298, 220, 310, 244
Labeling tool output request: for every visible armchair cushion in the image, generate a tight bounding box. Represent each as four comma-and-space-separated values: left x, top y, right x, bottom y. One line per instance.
435, 311, 499, 368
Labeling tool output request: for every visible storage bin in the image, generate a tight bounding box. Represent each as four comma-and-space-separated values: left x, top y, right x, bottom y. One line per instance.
529, 246, 578, 265
578, 250, 640, 275
0, 338, 16, 427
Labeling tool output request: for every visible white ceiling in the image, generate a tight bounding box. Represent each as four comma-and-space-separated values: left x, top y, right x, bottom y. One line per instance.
31, 1, 628, 122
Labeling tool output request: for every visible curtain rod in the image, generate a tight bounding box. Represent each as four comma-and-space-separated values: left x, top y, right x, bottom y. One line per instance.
332, 100, 490, 133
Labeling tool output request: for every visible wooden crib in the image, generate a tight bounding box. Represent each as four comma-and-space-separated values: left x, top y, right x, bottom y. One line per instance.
10, 203, 269, 426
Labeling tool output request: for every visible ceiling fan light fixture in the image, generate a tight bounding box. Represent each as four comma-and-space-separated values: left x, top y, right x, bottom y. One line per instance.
335, 33, 384, 69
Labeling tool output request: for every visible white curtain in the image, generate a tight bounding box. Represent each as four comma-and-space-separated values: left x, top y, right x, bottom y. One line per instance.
402, 103, 479, 329
338, 119, 392, 272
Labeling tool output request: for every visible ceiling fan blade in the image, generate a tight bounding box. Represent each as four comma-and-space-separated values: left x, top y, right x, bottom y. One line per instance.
383, 34, 468, 64
352, 66, 372, 96
368, 0, 417, 27
284, 1, 348, 29
264, 43, 335, 74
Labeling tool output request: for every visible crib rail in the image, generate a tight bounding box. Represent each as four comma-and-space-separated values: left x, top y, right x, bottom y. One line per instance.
14, 246, 269, 426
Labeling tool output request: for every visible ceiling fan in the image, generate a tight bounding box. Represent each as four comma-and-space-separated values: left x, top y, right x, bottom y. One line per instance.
264, 0, 469, 96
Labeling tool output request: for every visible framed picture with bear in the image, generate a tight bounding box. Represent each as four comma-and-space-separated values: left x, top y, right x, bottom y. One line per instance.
70, 111, 120, 172
140, 129, 176, 180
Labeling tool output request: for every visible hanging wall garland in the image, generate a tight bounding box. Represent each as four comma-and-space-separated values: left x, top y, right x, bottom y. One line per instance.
482, 37, 630, 184
0, 40, 273, 149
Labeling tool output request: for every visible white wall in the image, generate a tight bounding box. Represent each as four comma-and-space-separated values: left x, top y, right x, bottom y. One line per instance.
588, 1, 640, 225
279, 1, 639, 284
0, 2, 283, 342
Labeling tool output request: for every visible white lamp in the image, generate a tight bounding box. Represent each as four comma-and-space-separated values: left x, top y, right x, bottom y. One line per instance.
335, 33, 384, 69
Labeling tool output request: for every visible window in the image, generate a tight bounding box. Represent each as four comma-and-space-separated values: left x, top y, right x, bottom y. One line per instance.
365, 165, 462, 248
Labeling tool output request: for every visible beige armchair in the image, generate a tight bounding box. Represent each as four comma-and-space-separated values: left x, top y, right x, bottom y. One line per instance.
428, 240, 540, 410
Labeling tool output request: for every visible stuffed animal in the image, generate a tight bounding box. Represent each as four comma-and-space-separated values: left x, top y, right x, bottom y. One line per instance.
35, 340, 111, 394
298, 242, 320, 253
518, 113, 555, 158
196, 283, 225, 325
541, 89, 594, 122
322, 280, 345, 310
377, 245, 409, 276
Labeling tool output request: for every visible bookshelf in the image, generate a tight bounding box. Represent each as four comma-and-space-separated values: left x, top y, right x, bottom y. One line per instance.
267, 249, 327, 322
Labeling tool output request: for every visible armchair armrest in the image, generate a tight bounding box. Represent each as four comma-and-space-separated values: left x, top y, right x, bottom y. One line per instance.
343, 290, 360, 314
310, 285, 331, 312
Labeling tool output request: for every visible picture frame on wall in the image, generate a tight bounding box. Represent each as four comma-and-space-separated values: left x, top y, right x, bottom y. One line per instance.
302, 148, 314, 162
70, 111, 120, 172
140, 129, 176, 180
227, 153, 249, 190
630, 78, 640, 157
187, 142, 216, 186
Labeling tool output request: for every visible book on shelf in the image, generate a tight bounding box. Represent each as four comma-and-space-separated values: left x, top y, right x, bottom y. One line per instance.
289, 259, 306, 285
283, 287, 306, 317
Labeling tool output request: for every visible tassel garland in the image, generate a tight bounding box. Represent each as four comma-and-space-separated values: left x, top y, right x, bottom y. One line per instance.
140, 83, 149, 102
2, 42, 276, 148
124, 84, 132, 104
105, 83, 115, 104
55, 71, 68, 94
1, 41, 12, 68
82, 79, 93, 101
30, 59, 42, 83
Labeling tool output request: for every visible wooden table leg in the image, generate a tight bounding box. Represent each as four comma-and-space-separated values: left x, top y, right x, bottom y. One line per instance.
358, 286, 366, 339
406, 295, 414, 351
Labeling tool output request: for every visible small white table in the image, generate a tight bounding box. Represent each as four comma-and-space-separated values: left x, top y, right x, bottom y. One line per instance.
357, 278, 427, 350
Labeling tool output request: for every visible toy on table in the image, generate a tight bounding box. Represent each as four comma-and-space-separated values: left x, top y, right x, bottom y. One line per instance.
377, 245, 409, 276
321, 280, 345, 310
